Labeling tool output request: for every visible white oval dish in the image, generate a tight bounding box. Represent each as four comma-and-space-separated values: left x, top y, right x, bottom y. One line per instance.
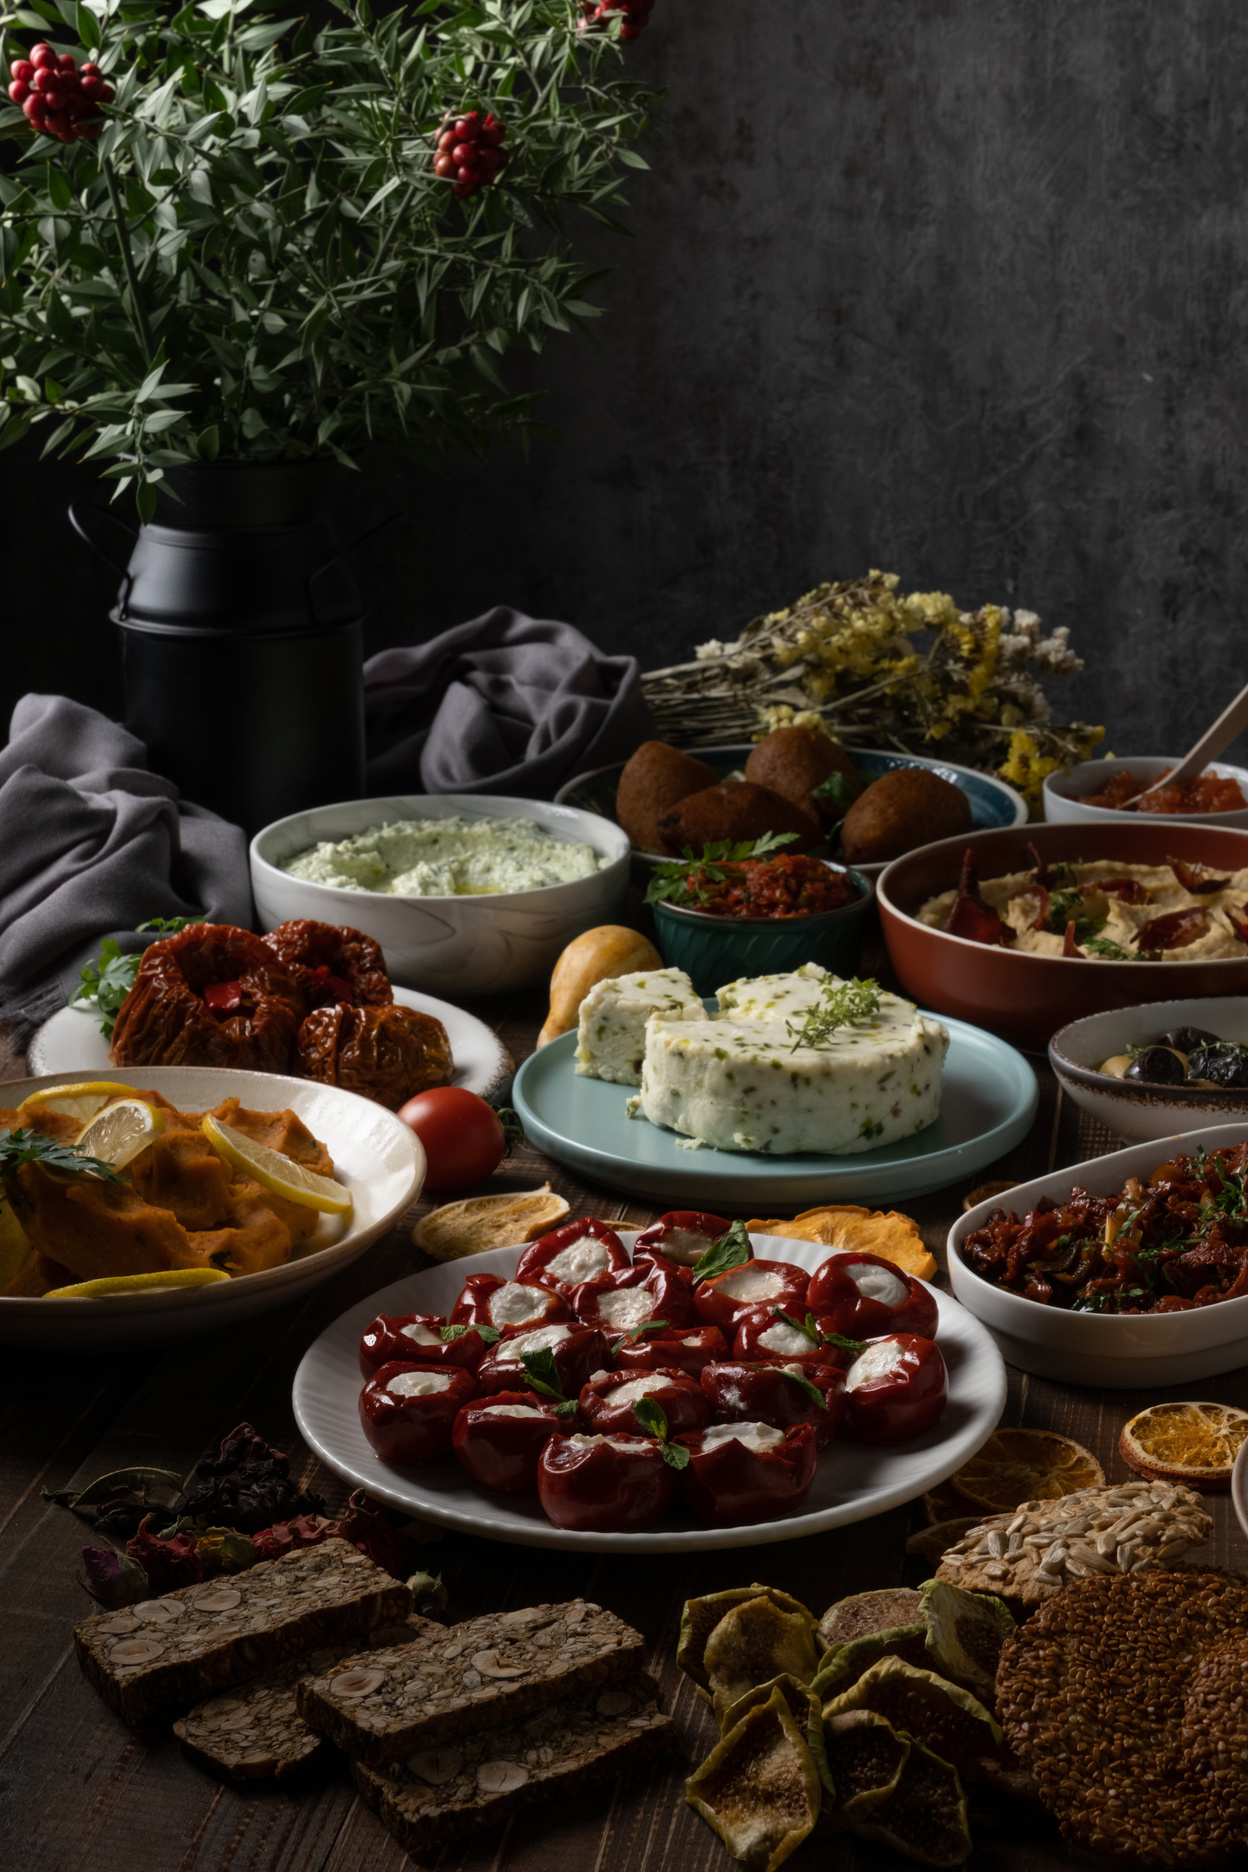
250, 793, 630, 995
28, 986, 513, 1105
1232, 1437, 1248, 1543
292, 1231, 1006, 1554
1049, 996, 1248, 1143
949, 1120, 1248, 1384
1043, 756, 1248, 829
0, 1066, 423, 1349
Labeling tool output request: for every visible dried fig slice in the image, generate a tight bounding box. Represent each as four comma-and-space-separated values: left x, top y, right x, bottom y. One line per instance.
918, 1580, 1014, 1701
686, 1685, 822, 1872
822, 1708, 910, 1824
677, 1584, 813, 1697
704, 1595, 819, 1725
821, 1657, 1002, 1783
718, 1673, 831, 1794
851, 1735, 972, 1868
813, 1621, 930, 1699
818, 1587, 924, 1653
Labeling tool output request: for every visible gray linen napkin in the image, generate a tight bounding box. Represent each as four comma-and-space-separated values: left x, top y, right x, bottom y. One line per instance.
363, 605, 652, 799
0, 694, 251, 1046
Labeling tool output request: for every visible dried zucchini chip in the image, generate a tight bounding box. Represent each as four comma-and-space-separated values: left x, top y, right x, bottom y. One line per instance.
813, 1622, 930, 1698
678, 1585, 813, 1696
706, 1595, 820, 1723
852, 1736, 972, 1868
818, 1587, 924, 1653
719, 1673, 831, 1795
822, 1657, 1002, 1780
918, 1579, 1015, 1700
686, 1685, 822, 1871
822, 1708, 910, 1823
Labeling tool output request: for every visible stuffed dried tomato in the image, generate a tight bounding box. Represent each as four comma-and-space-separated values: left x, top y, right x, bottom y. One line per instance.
294, 1003, 453, 1109
262, 919, 393, 1011
110, 922, 303, 1071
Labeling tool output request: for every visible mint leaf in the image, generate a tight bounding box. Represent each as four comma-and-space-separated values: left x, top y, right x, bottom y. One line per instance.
821, 1331, 868, 1355
660, 1440, 691, 1470
0, 1127, 127, 1187
520, 1346, 570, 1404
442, 1322, 501, 1345
771, 1307, 819, 1345
632, 1396, 669, 1440
610, 1318, 670, 1359
691, 1219, 752, 1284
779, 1365, 829, 1410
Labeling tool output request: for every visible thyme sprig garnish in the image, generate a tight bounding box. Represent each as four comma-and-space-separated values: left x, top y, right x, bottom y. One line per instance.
786, 976, 882, 1053
644, 832, 799, 908
0, 1127, 127, 1187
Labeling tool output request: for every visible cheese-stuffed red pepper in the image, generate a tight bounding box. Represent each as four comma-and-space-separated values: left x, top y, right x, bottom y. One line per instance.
451, 1391, 562, 1494
700, 1359, 846, 1448
537, 1431, 676, 1532
842, 1334, 947, 1443
806, 1252, 938, 1341
358, 1362, 478, 1466
474, 1322, 610, 1396
614, 1324, 730, 1376
514, 1217, 630, 1292
568, 1262, 693, 1335
732, 1306, 844, 1368
450, 1273, 569, 1334
631, 1210, 731, 1275
579, 1367, 710, 1437
679, 1421, 817, 1527
358, 1312, 494, 1379
694, 1258, 811, 1334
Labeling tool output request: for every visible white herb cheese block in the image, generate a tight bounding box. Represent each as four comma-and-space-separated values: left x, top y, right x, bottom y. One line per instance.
714, 962, 831, 1021
639, 991, 949, 1156
574, 966, 706, 1086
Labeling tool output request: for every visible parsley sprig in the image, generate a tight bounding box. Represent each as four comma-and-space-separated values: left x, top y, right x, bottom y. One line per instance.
786, 976, 882, 1053
73, 916, 205, 1039
0, 1128, 127, 1187
644, 832, 800, 909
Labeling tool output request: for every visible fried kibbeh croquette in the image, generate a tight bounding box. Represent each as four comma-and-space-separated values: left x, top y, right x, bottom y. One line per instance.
657, 782, 821, 857
110, 923, 303, 1072
615, 740, 720, 852
744, 725, 861, 829
840, 767, 972, 867
294, 1003, 453, 1110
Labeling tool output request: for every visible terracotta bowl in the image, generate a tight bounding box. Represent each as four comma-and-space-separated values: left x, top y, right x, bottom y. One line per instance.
877, 821, 1248, 1050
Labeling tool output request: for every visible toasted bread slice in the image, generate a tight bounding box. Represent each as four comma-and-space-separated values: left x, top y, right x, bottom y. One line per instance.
413, 1185, 570, 1262
747, 1205, 937, 1282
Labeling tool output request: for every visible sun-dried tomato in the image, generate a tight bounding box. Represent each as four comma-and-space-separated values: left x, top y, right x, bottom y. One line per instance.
294, 1003, 453, 1110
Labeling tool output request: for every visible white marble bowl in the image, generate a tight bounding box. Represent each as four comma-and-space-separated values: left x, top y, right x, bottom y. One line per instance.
251, 793, 630, 996
1044, 756, 1248, 829
1050, 997, 1248, 1142
949, 1121, 1248, 1384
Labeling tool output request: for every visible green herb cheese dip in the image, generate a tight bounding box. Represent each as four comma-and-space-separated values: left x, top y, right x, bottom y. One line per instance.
280, 814, 606, 897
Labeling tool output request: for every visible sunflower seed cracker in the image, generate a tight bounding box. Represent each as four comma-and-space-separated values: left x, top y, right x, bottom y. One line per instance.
76, 1539, 412, 1724
297, 1598, 645, 1765
352, 1674, 678, 1853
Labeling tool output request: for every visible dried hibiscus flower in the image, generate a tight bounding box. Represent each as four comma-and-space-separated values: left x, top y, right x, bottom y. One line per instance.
81, 1545, 150, 1609
250, 1513, 339, 1562
126, 1513, 206, 1590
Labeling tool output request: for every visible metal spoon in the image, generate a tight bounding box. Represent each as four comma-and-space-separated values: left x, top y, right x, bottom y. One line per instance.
1132, 676, 1248, 803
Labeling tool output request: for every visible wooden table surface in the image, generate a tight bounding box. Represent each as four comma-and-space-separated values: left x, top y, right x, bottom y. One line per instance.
3, 996, 1247, 1872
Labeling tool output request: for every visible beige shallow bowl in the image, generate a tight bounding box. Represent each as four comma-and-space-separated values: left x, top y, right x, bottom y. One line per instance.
1050, 997, 1248, 1143
948, 1120, 1248, 1385
0, 1066, 423, 1348
1044, 756, 1248, 830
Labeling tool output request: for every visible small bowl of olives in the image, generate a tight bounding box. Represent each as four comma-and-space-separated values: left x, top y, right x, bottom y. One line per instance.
1050, 997, 1248, 1142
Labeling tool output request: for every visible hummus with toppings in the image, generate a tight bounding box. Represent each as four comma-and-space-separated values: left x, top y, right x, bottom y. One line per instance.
281, 815, 605, 898
919, 858, 1248, 960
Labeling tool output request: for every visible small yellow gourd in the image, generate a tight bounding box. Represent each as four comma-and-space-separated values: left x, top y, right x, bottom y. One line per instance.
538, 925, 663, 1046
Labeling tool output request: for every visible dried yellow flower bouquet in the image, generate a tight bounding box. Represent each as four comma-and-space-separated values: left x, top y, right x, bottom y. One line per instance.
641, 571, 1103, 810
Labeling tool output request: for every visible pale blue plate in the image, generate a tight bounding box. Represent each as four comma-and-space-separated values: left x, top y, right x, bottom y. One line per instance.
513, 1014, 1038, 1210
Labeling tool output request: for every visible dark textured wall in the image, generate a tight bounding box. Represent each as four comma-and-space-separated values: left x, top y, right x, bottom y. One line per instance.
5, 1, 1247, 760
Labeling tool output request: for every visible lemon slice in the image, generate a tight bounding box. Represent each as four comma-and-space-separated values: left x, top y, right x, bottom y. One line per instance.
201, 1114, 352, 1216
18, 1080, 139, 1126
43, 1267, 232, 1298
74, 1098, 165, 1171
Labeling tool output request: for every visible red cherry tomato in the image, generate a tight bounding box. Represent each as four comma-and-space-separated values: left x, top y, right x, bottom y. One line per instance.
694, 1258, 811, 1333
578, 1367, 710, 1437
514, 1217, 629, 1290
678, 1421, 817, 1527
700, 1360, 846, 1449
842, 1334, 947, 1444
807, 1253, 938, 1341
614, 1324, 730, 1376
358, 1311, 491, 1378
358, 1361, 478, 1466
537, 1431, 675, 1532
451, 1391, 561, 1494
398, 1087, 505, 1191
450, 1272, 569, 1333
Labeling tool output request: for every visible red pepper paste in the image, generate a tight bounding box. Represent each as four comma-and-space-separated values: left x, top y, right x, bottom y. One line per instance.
1079, 767, 1246, 814
678, 852, 860, 919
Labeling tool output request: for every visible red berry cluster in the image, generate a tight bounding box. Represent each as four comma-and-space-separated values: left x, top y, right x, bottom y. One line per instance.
433, 111, 507, 200
581, 0, 655, 41
8, 42, 112, 143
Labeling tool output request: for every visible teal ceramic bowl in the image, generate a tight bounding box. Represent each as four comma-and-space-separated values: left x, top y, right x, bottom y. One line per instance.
652, 864, 875, 996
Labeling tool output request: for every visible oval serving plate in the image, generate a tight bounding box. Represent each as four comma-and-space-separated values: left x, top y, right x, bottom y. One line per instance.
511, 1017, 1037, 1210
0, 1066, 422, 1349
293, 1231, 1006, 1554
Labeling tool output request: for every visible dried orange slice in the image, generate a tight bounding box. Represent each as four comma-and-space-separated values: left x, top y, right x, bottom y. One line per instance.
948, 1428, 1105, 1513
747, 1204, 936, 1282
1119, 1402, 1248, 1491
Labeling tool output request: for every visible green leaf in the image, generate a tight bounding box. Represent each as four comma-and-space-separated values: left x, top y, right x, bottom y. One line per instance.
631, 1393, 691, 1468
812, 770, 852, 807
770, 1307, 820, 1346
609, 1318, 669, 1359
520, 1346, 570, 1403
41, 1466, 183, 1510
778, 1365, 829, 1410
690, 1218, 753, 1285
441, 1321, 501, 1345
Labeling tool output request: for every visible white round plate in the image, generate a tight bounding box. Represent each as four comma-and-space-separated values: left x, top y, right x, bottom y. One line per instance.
292, 1232, 1006, 1553
511, 1020, 1037, 1210
28, 987, 512, 1102
0, 1066, 423, 1349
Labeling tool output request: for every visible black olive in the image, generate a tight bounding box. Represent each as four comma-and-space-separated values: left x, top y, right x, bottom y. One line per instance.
1186, 1042, 1248, 1089
1158, 1026, 1220, 1052
1123, 1046, 1189, 1085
